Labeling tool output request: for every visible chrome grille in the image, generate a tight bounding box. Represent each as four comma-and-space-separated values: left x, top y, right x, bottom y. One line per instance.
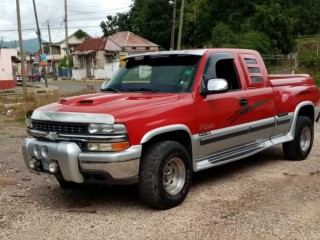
32, 120, 87, 134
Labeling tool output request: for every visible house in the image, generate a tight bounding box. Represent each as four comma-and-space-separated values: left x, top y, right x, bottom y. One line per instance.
38, 31, 88, 76
72, 31, 159, 80
0, 48, 19, 89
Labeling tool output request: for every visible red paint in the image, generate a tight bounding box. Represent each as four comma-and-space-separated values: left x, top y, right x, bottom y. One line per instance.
0, 80, 15, 89
35, 49, 320, 145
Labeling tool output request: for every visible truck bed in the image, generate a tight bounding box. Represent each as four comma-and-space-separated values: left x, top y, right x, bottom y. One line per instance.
269, 74, 315, 86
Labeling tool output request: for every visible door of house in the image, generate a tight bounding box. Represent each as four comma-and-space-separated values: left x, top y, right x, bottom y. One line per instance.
86, 57, 91, 77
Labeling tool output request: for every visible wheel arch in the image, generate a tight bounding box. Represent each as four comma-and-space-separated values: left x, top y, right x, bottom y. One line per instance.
140, 125, 194, 162
298, 104, 315, 122
287, 101, 315, 141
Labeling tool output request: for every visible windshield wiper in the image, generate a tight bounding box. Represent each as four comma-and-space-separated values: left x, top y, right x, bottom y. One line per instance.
101, 87, 122, 93
127, 87, 159, 93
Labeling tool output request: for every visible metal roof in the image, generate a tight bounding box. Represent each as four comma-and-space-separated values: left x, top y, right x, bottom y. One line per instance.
109, 31, 158, 47
73, 38, 108, 51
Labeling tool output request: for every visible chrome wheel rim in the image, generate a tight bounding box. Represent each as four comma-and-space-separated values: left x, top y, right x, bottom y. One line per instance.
300, 127, 312, 152
163, 157, 186, 195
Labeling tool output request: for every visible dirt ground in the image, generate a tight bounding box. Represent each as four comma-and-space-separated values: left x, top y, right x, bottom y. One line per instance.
1, 116, 320, 240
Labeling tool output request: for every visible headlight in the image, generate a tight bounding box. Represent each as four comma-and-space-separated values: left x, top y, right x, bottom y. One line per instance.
25, 110, 33, 128
87, 142, 130, 152
88, 123, 127, 134
25, 117, 33, 128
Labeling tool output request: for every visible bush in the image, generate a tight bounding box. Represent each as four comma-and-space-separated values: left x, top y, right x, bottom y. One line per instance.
300, 54, 320, 70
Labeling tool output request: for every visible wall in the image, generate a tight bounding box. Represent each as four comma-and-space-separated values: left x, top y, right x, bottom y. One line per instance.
0, 49, 18, 89
72, 61, 120, 80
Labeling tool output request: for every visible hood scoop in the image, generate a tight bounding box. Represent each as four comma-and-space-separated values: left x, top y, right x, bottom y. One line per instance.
78, 99, 94, 104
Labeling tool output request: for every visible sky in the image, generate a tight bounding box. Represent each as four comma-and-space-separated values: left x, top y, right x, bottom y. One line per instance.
0, 0, 133, 43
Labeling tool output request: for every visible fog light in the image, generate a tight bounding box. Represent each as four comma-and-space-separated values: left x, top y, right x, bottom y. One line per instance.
48, 162, 58, 173
29, 158, 39, 169
33, 145, 40, 157
41, 146, 49, 158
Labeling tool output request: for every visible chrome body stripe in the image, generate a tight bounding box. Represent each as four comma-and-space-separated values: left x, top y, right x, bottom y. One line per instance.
32, 111, 115, 124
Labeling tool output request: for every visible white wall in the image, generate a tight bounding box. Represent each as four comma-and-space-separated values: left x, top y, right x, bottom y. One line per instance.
72, 61, 120, 80
0, 49, 17, 80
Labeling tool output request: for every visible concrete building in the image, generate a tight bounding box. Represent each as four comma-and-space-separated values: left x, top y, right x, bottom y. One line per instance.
0, 48, 19, 89
72, 31, 159, 80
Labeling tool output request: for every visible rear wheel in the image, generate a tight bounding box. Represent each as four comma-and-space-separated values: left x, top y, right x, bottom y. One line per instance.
139, 141, 192, 209
283, 116, 314, 160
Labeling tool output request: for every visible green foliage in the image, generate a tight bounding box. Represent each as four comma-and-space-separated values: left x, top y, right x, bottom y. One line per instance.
300, 54, 320, 70
210, 24, 271, 54
100, 13, 132, 36
58, 55, 74, 69
211, 23, 238, 47
74, 29, 90, 39
99, 0, 320, 53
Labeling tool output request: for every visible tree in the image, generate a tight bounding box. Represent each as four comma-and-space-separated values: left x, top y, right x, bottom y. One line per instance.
100, 13, 132, 37
247, 1, 296, 53
130, 0, 172, 49
74, 29, 90, 39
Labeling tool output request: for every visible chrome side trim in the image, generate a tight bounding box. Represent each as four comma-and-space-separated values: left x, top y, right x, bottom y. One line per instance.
199, 117, 275, 146
194, 140, 273, 172
140, 124, 193, 144
32, 111, 115, 124
271, 101, 314, 145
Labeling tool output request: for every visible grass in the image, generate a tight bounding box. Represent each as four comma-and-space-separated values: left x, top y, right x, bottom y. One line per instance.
0, 89, 88, 120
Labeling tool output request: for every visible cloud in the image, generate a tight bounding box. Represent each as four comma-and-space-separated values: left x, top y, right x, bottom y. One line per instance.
0, 0, 132, 42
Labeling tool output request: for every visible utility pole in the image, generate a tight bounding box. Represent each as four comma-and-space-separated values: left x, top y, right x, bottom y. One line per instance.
46, 20, 55, 76
16, 0, 27, 98
177, 0, 185, 50
169, 0, 176, 50
64, 0, 70, 79
32, 0, 48, 87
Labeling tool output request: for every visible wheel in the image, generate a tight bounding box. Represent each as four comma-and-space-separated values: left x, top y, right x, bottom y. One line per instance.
283, 116, 314, 160
139, 141, 192, 209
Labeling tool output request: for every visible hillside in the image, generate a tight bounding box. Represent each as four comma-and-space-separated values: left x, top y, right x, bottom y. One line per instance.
1, 38, 40, 54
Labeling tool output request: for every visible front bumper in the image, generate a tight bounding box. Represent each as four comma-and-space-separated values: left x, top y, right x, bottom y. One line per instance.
22, 138, 141, 184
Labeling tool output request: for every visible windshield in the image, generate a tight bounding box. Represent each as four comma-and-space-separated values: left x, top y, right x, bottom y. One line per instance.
101, 54, 201, 93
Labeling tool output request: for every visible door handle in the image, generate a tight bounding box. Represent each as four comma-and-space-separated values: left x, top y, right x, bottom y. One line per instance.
239, 98, 248, 107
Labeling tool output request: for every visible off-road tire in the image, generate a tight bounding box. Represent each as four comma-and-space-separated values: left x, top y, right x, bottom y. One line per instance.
139, 141, 192, 209
283, 116, 314, 160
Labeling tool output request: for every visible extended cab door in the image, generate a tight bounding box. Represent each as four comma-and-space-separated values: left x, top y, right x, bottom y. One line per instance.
237, 54, 276, 142
195, 53, 251, 159
195, 52, 276, 161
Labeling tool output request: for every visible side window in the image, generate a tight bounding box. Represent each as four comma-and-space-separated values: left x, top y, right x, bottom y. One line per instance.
215, 59, 241, 90
203, 53, 241, 91
240, 55, 264, 88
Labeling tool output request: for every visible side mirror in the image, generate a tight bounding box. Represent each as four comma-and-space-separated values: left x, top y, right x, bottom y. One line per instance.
200, 78, 228, 96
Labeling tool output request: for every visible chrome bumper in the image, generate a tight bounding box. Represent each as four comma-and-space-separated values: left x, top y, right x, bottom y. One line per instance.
22, 138, 141, 184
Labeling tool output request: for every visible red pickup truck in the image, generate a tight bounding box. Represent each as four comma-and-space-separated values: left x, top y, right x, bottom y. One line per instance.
22, 49, 320, 209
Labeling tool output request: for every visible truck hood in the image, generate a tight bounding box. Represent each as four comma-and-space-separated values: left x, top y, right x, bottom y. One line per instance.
37, 92, 180, 118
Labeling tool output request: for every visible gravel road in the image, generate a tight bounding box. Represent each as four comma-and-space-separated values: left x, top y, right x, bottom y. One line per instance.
1, 117, 320, 240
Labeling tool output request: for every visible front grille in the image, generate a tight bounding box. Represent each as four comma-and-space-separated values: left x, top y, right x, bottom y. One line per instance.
32, 120, 87, 134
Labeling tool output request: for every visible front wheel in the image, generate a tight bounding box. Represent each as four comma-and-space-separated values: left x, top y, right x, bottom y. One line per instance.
139, 141, 192, 209
283, 116, 314, 160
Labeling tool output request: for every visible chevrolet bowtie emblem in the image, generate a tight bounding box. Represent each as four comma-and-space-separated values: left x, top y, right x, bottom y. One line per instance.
46, 131, 59, 141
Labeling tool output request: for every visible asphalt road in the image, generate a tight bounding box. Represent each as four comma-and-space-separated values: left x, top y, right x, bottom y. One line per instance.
37, 81, 103, 93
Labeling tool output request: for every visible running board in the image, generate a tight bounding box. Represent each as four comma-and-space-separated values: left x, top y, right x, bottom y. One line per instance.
194, 140, 273, 172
